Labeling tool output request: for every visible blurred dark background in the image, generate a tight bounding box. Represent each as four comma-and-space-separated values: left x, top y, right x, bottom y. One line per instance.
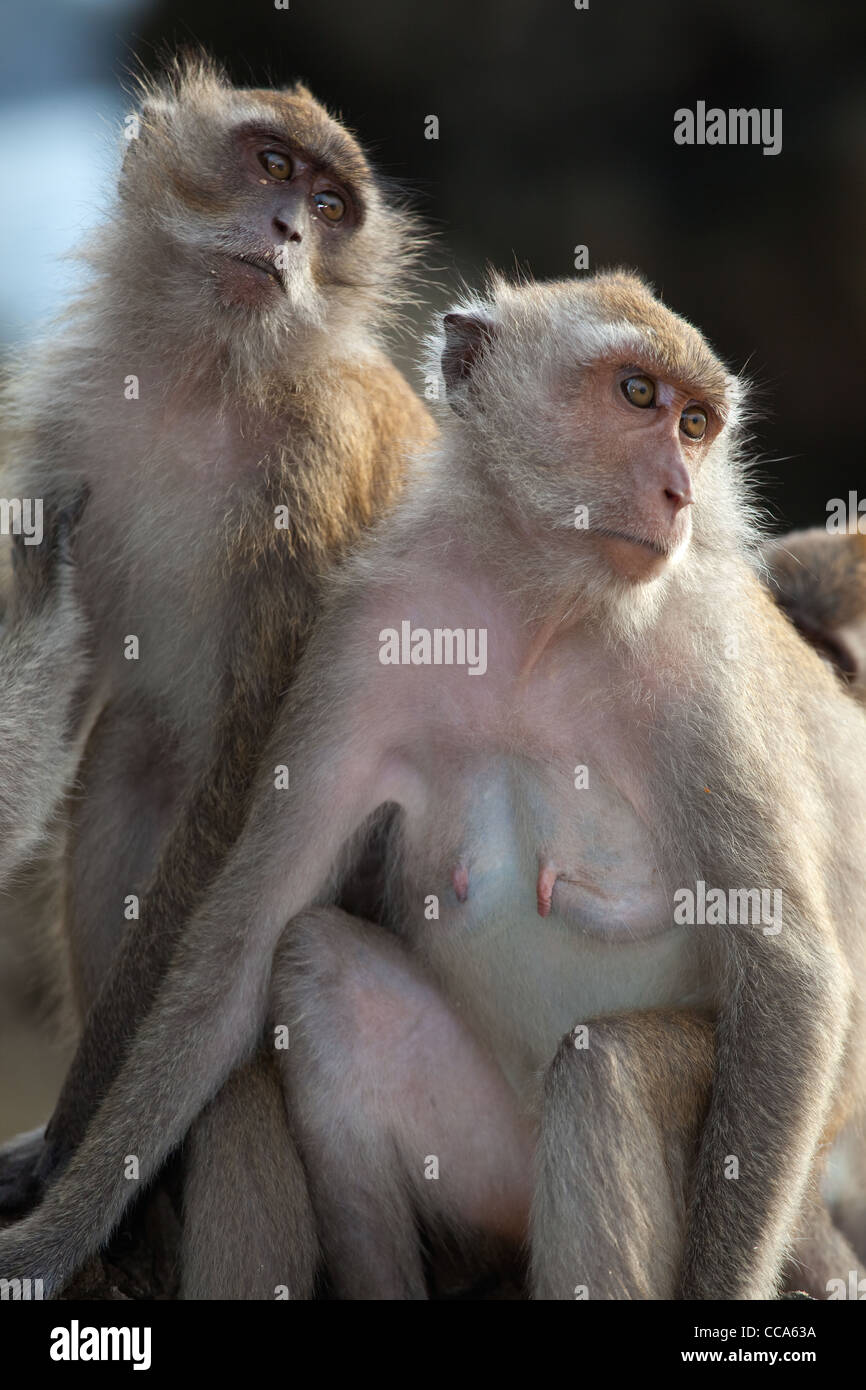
0, 0, 862, 1136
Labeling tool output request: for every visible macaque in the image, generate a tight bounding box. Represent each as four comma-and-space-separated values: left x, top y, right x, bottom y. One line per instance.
763, 529, 866, 700
1, 271, 864, 1301
0, 500, 88, 884
0, 54, 434, 1293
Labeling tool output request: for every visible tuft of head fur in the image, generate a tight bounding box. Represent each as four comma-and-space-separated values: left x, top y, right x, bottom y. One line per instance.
762, 528, 866, 628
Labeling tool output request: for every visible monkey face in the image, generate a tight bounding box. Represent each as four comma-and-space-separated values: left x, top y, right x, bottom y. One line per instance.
117, 63, 415, 353
558, 359, 726, 583
436, 272, 741, 596
204, 127, 360, 324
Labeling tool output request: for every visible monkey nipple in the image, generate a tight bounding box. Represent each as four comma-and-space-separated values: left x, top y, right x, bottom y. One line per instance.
452, 865, 469, 903
537, 862, 558, 918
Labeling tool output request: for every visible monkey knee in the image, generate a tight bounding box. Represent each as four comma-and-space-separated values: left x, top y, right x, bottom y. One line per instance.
546, 1012, 713, 1126
270, 906, 370, 1015
271, 912, 425, 1103
546, 1017, 640, 1109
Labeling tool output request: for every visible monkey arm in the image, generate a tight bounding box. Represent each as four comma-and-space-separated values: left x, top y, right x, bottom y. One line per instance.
0, 686, 392, 1293
0, 585, 314, 1214
680, 919, 851, 1299
33, 676, 296, 1189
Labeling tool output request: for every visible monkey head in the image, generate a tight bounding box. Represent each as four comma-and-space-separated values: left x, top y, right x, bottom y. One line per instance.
115, 55, 417, 369
763, 528, 866, 697
434, 272, 747, 609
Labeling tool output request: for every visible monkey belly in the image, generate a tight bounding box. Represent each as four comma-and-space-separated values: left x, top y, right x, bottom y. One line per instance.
400, 760, 707, 1089
419, 903, 705, 1094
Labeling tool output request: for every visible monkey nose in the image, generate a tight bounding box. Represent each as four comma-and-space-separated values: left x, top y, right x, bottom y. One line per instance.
662, 463, 694, 515
273, 216, 302, 243
664, 482, 693, 514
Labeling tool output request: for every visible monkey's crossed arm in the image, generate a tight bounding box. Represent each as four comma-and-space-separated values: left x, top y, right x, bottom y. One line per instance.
1, 273, 863, 1299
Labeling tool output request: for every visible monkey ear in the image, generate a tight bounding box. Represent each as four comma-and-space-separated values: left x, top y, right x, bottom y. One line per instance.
441, 312, 495, 414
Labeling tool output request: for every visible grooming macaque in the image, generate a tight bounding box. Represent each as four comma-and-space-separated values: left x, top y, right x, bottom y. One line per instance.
0, 54, 434, 1291
0, 501, 88, 884
0, 271, 863, 1300
764, 529, 866, 699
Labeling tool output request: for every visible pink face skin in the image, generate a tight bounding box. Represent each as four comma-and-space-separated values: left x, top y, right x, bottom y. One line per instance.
569, 360, 722, 582
213, 134, 357, 308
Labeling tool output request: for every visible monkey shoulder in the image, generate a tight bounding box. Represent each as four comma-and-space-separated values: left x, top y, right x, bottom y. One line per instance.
337, 352, 436, 445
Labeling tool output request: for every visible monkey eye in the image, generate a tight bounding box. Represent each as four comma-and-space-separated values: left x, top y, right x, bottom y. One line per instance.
259, 150, 292, 180
621, 374, 655, 408
313, 190, 346, 223
680, 406, 708, 440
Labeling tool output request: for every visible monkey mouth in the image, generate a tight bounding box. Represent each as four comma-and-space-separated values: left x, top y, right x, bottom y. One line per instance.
229, 254, 286, 292
593, 527, 674, 558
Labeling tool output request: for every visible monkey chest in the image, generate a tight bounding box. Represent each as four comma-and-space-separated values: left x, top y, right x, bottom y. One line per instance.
399, 755, 705, 1081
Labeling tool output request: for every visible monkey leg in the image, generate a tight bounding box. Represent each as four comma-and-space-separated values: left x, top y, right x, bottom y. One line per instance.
0, 846, 69, 1215
532, 1011, 715, 1299
180, 1051, 319, 1300
531, 1011, 858, 1300
271, 907, 533, 1300
11, 698, 191, 1204
36, 675, 289, 1188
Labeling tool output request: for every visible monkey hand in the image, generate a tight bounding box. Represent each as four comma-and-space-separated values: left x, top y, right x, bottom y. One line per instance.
0, 1126, 48, 1218
0, 1208, 71, 1299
